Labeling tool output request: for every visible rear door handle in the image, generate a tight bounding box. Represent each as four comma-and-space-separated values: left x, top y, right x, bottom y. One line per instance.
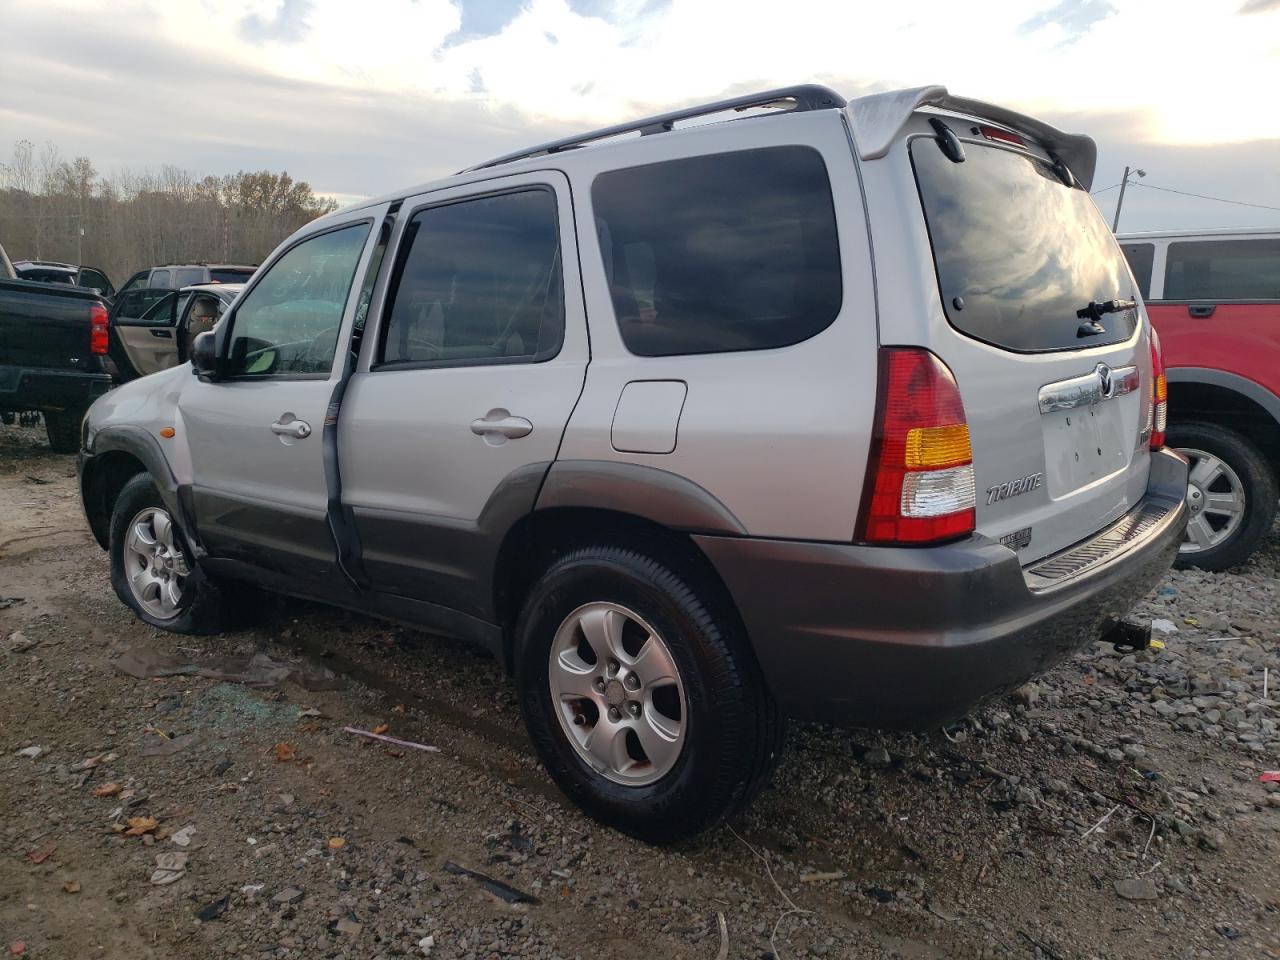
471, 409, 533, 442
270, 416, 311, 439
1188, 304, 1216, 318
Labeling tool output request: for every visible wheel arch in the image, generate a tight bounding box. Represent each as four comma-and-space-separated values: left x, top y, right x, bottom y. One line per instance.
81, 427, 192, 552
493, 461, 749, 673
1165, 369, 1280, 466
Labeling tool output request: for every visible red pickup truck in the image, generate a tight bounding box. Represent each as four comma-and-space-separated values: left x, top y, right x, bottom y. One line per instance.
1119, 228, 1280, 570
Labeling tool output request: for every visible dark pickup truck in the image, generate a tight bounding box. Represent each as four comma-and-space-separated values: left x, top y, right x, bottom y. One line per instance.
0, 242, 113, 452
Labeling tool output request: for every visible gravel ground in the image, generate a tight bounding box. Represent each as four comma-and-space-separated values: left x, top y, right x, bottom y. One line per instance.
1, 423, 1278, 959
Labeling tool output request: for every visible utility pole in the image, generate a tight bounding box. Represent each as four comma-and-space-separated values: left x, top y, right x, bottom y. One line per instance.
1112, 166, 1146, 232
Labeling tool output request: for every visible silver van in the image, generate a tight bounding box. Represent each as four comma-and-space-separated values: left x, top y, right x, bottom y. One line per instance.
79, 84, 1188, 841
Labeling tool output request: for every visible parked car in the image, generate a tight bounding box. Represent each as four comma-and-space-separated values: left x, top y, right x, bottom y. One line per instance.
1119, 228, 1280, 570
0, 242, 113, 451
12, 259, 115, 299
106, 283, 241, 382
115, 263, 257, 297
80, 84, 1188, 840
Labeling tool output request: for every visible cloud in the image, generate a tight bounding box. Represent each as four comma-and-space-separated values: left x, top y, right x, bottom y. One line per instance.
238, 0, 315, 44
1237, 0, 1280, 12
1019, 0, 1117, 41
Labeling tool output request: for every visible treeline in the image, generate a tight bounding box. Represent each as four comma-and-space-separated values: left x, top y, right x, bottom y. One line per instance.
0, 140, 338, 286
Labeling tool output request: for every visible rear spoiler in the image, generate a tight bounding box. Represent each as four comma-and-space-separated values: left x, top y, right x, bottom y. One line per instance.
846, 85, 1097, 190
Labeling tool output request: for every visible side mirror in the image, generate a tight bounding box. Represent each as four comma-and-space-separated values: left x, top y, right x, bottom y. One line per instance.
190, 331, 219, 378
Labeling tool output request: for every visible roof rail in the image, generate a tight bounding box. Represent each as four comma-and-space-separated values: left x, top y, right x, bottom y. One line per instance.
461, 83, 847, 173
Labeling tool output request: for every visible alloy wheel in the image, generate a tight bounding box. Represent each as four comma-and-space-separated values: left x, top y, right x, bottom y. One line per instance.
548, 601, 687, 786
1179, 447, 1246, 554
123, 506, 190, 620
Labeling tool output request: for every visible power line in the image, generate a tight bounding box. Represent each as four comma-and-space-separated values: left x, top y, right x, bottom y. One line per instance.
1130, 181, 1280, 214
1091, 183, 1121, 195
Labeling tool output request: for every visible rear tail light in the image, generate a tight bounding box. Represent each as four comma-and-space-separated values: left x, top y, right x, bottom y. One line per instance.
857, 348, 976, 544
90, 304, 109, 356
1148, 326, 1167, 449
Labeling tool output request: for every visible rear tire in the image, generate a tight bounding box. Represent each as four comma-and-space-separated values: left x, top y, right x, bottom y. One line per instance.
515, 544, 784, 843
109, 473, 255, 634
1169, 421, 1277, 571
44, 406, 85, 454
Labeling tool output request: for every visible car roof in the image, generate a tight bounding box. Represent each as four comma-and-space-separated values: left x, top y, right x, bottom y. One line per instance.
182, 282, 244, 298
154, 263, 257, 270
14, 260, 77, 272
1117, 226, 1280, 241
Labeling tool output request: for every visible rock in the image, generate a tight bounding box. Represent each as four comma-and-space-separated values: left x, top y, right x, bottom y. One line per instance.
170, 825, 195, 847
418, 935, 435, 955
1114, 877, 1158, 901
273, 887, 303, 904
9, 631, 38, 653
335, 918, 363, 937
1105, 748, 1125, 764
1198, 828, 1226, 851
1043, 778, 1070, 796
863, 747, 891, 769
1010, 725, 1031, 744
1012, 683, 1040, 708
15, 746, 43, 759
1122, 744, 1146, 760
1264, 794, 1280, 808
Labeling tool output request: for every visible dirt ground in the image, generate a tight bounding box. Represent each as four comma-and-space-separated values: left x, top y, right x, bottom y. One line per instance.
1, 423, 1278, 960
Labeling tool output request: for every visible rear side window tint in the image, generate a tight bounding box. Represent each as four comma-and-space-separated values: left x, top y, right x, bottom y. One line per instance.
591, 146, 842, 357
378, 189, 563, 367
150, 270, 171, 288
1163, 238, 1280, 301
1119, 243, 1155, 300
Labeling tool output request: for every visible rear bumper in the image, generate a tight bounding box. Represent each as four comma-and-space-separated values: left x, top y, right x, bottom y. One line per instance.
0, 364, 111, 413
695, 448, 1188, 729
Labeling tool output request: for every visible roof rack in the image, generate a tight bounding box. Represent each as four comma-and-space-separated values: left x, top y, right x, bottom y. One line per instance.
461, 83, 847, 173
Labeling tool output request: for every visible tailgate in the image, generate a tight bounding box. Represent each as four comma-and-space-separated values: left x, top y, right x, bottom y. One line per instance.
890, 112, 1152, 564
0, 279, 102, 371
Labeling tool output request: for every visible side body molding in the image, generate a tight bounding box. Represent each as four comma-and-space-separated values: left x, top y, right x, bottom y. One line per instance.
535, 460, 748, 535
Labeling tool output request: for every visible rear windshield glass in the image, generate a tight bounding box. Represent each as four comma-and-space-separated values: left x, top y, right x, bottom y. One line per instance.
912, 139, 1138, 353
1164, 238, 1280, 301
211, 268, 255, 283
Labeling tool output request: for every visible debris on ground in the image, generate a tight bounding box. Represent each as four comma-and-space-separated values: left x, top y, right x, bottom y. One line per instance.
799, 871, 846, 883
15, 746, 43, 759
25, 842, 56, 865
90, 782, 121, 798
9, 631, 37, 653
196, 895, 229, 922
141, 732, 197, 757
149, 851, 188, 885
61, 880, 80, 894
1114, 877, 1159, 901
1151, 618, 1179, 635
170, 825, 195, 847
111, 647, 346, 691
343, 726, 441, 753
443, 861, 539, 904
122, 816, 158, 837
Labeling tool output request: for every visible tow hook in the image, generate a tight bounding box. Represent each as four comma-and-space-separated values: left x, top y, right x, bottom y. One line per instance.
1102, 619, 1152, 653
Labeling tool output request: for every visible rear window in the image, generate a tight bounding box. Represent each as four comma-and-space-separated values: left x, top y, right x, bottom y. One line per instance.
912, 139, 1138, 353
591, 146, 842, 357
1163, 238, 1280, 301
210, 268, 255, 283
1120, 243, 1155, 300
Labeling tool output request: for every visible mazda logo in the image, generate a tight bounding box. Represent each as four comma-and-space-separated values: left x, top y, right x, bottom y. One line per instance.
1096, 363, 1114, 399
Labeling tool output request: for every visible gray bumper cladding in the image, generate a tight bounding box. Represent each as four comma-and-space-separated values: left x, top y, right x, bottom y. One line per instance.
695, 448, 1189, 730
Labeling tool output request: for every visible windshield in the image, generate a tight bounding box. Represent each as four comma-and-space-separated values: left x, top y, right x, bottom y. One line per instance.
912, 138, 1138, 353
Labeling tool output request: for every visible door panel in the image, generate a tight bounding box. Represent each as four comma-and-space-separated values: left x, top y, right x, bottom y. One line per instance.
341, 173, 587, 620
177, 212, 384, 584
116, 324, 178, 376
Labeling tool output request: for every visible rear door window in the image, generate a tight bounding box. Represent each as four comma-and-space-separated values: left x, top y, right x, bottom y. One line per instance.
150, 270, 172, 288
591, 146, 842, 357
1163, 238, 1280, 301
912, 139, 1138, 352
1119, 243, 1155, 300
378, 189, 563, 367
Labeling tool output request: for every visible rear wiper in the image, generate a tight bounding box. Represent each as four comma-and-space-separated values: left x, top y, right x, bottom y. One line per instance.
1076, 298, 1136, 337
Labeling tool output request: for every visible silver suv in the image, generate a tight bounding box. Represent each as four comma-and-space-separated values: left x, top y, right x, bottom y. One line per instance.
79, 84, 1189, 841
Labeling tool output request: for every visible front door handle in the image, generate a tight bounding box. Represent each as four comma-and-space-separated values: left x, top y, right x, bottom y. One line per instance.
270, 415, 311, 440
471, 409, 533, 443
1188, 303, 1216, 319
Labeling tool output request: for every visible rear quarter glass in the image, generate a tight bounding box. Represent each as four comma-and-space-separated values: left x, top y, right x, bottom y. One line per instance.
911, 137, 1138, 353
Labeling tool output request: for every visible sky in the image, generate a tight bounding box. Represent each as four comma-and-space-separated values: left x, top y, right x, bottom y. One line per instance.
1, 0, 1278, 232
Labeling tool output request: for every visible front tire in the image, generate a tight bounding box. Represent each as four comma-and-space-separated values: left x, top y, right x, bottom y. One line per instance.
515, 545, 783, 842
1170, 421, 1277, 571
108, 474, 247, 634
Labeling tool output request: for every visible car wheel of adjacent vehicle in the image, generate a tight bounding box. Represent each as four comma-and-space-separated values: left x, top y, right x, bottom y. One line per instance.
44, 406, 85, 454
108, 473, 250, 634
1169, 422, 1278, 572
515, 545, 784, 843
